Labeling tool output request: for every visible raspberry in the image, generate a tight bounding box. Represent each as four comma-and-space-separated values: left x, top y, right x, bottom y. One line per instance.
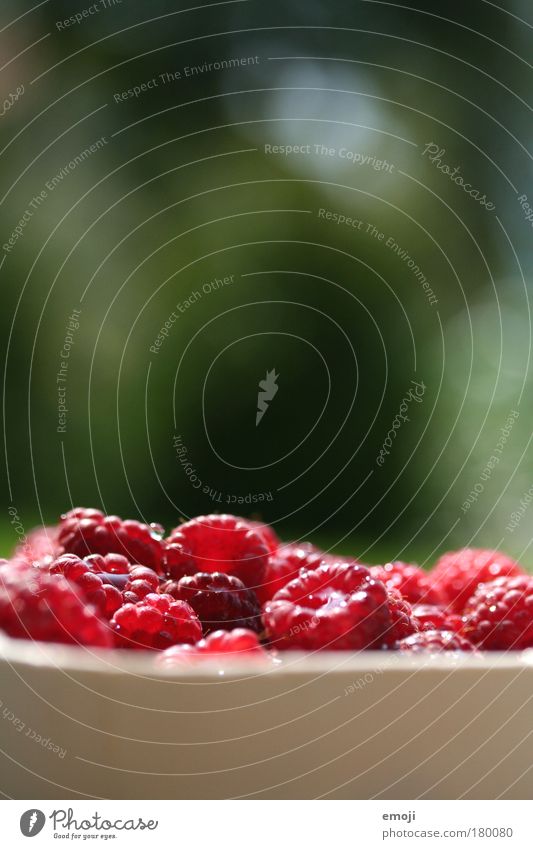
157, 628, 266, 666
397, 630, 476, 652
384, 590, 419, 645
462, 576, 533, 649
257, 542, 327, 605
48, 553, 161, 617
4, 555, 36, 571
49, 554, 123, 618
111, 593, 201, 650
15, 526, 59, 563
161, 572, 262, 634
57, 508, 165, 573
163, 514, 269, 591
248, 521, 280, 554
430, 548, 523, 612
371, 561, 442, 605
263, 562, 392, 650
0, 563, 111, 647
412, 604, 462, 632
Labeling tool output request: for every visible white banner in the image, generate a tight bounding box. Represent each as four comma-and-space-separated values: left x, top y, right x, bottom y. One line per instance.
1, 800, 530, 848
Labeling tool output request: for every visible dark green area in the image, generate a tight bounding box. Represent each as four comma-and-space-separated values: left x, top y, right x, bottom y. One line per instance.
1, 0, 532, 563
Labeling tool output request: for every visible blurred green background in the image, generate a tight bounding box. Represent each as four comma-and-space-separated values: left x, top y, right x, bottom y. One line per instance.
0, 0, 532, 565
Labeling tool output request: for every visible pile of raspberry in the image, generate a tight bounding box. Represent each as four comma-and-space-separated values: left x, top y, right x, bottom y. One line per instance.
0, 508, 532, 664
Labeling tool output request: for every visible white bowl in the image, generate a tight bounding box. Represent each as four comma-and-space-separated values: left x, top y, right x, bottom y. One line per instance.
0, 636, 532, 799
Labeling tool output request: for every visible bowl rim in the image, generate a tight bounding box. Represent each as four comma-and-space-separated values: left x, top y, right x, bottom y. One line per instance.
1, 634, 532, 678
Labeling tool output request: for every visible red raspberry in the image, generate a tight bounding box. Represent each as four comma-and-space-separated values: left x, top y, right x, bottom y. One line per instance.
161, 572, 262, 634
0, 563, 111, 647
257, 542, 327, 605
371, 561, 443, 605
15, 526, 59, 563
111, 592, 201, 650
49, 554, 123, 618
462, 576, 533, 649
158, 628, 266, 666
48, 553, 161, 617
163, 514, 269, 591
263, 562, 392, 650
248, 521, 280, 554
384, 590, 419, 645
412, 604, 462, 632
57, 508, 165, 573
397, 630, 476, 652
430, 548, 523, 612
